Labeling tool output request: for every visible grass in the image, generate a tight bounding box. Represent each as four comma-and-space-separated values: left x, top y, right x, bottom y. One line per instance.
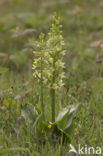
0, 0, 103, 155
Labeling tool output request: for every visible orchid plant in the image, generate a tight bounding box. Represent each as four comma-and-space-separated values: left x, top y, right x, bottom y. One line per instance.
22, 13, 79, 144
32, 13, 65, 122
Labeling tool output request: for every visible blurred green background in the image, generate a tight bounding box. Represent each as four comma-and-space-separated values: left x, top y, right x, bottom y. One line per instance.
0, 0, 103, 74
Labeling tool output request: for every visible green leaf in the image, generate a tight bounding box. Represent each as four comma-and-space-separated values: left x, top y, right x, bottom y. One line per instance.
65, 105, 79, 130
55, 107, 69, 130
55, 107, 69, 123
52, 124, 71, 143
21, 104, 38, 124
55, 105, 79, 131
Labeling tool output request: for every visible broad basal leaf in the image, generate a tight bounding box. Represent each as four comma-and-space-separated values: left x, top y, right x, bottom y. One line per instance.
21, 104, 38, 124
55, 105, 79, 131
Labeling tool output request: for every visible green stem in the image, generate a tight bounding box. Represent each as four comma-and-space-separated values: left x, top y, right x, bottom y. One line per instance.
40, 56, 45, 120
51, 88, 55, 122
51, 56, 56, 122
41, 81, 45, 120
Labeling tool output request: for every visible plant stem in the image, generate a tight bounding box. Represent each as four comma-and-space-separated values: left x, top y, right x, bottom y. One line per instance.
41, 81, 45, 120
51, 88, 55, 122
51, 56, 56, 122
40, 56, 45, 120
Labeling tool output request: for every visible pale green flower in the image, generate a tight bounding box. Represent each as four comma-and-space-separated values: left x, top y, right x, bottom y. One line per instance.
32, 13, 66, 122
45, 14, 66, 90
52, 83, 58, 90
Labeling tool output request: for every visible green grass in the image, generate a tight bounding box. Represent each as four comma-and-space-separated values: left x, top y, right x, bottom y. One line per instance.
0, 0, 103, 155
